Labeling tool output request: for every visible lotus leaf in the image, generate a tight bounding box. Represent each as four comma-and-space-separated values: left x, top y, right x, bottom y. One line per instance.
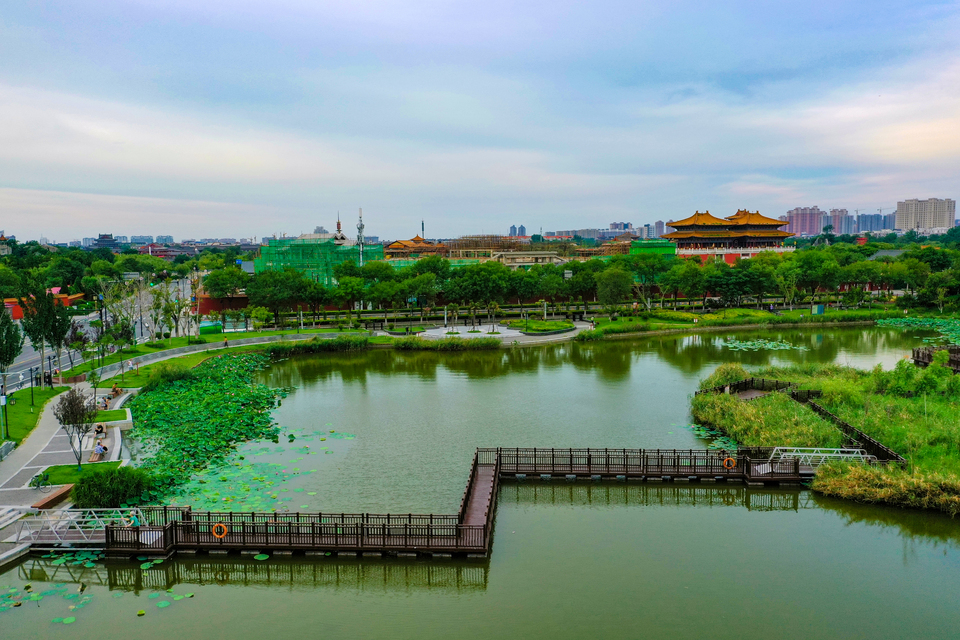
157, 601, 170, 608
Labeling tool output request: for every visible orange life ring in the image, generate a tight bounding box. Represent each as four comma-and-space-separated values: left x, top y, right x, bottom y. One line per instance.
211, 523, 228, 539
722, 457, 737, 469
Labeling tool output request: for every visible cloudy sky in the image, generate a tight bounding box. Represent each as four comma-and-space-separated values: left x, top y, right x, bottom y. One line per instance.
2, 0, 959, 242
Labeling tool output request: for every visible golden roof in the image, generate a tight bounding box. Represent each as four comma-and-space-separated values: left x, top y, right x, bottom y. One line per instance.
386, 235, 444, 249
726, 210, 786, 226
662, 230, 792, 239
667, 211, 728, 226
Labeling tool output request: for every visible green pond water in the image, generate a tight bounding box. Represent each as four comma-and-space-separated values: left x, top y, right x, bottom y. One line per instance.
5, 326, 960, 639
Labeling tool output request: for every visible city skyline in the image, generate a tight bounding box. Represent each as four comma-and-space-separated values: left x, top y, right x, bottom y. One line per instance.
2, 1, 959, 240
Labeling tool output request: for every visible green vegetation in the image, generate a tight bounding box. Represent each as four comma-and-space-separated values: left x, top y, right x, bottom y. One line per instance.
692, 359, 960, 515
3, 386, 69, 444
504, 319, 574, 333
692, 389, 844, 448
44, 461, 122, 485
128, 353, 284, 500
392, 337, 501, 351
263, 335, 369, 357
70, 465, 151, 508
877, 316, 960, 344
139, 361, 197, 392
96, 409, 128, 422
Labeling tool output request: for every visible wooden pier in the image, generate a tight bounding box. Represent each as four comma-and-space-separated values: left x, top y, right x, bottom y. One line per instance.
102, 447, 808, 559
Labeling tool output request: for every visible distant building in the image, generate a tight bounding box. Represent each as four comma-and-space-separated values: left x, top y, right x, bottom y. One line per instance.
781, 206, 826, 236
895, 198, 956, 231
827, 209, 856, 235
509, 225, 517, 236
517, 225, 526, 236
39, 236, 49, 245
857, 213, 884, 232
91, 234, 120, 251
609, 222, 633, 231
883, 213, 897, 229
82, 237, 96, 247
663, 210, 794, 264
67, 240, 81, 247
654, 220, 665, 238
0, 232, 10, 257
492, 251, 566, 270
314, 226, 328, 234
114, 235, 128, 243
130, 235, 154, 244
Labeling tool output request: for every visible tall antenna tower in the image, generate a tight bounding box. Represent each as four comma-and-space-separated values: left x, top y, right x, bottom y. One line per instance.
357, 208, 365, 267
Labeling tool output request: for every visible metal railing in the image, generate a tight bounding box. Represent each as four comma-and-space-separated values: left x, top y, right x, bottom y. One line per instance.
767, 447, 877, 467
16, 508, 147, 548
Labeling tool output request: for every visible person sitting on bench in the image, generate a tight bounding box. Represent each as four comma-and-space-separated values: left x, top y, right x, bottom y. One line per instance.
111, 383, 121, 398
94, 424, 106, 436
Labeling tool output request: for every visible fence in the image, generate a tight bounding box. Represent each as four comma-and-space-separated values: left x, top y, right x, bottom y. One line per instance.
694, 378, 795, 397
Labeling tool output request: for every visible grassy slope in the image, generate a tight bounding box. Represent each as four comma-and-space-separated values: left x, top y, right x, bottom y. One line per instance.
3, 386, 69, 444
44, 461, 122, 485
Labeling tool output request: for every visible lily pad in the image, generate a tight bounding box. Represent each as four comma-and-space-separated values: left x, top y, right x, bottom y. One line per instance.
254, 554, 270, 561
157, 601, 170, 608
63, 617, 76, 624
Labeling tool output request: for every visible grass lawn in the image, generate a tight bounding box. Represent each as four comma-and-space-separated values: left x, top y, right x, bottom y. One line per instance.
96, 345, 266, 387
3, 386, 69, 444
505, 319, 575, 333
43, 461, 122, 485
97, 409, 128, 422
65, 328, 369, 376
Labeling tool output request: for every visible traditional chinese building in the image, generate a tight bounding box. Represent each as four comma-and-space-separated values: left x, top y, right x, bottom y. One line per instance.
662, 210, 794, 263
383, 235, 446, 260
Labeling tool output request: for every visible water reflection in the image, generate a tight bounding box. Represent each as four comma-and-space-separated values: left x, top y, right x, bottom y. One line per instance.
262, 327, 935, 389
500, 482, 818, 512
17, 556, 489, 594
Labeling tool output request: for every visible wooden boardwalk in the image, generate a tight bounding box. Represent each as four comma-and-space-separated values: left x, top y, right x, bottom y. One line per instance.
99, 447, 810, 559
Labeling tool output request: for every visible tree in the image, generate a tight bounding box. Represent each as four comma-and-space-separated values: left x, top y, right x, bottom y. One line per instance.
627, 254, 668, 311
204, 266, 250, 327
18, 284, 56, 386
52, 387, 99, 471
0, 311, 24, 439
774, 262, 801, 310
47, 303, 72, 374
65, 321, 88, 370
596, 268, 632, 307
246, 269, 304, 326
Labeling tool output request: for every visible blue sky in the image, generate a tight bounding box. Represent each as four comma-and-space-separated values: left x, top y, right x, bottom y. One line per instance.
2, 0, 959, 242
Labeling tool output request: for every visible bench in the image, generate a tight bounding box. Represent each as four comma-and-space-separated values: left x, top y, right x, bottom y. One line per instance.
88, 452, 104, 463
31, 484, 74, 510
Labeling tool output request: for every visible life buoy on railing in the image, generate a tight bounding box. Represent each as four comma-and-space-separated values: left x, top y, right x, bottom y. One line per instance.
211, 523, 228, 539
722, 457, 737, 470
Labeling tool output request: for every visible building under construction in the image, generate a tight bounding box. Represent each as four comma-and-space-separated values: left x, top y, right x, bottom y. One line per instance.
254, 226, 384, 286
445, 235, 522, 259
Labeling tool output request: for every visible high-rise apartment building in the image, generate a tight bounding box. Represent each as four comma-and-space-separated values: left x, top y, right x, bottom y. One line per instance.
130, 235, 154, 244
517, 225, 526, 236
82, 237, 96, 247
827, 209, 856, 235
780, 206, 826, 236
883, 213, 897, 230
857, 213, 884, 232
509, 225, 517, 236
156, 235, 174, 244
895, 198, 956, 232
654, 220, 665, 238
609, 222, 633, 231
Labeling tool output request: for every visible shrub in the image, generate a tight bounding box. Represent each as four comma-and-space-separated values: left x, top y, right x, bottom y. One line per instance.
71, 466, 153, 508
392, 337, 500, 351
264, 336, 368, 357
573, 329, 604, 342
698, 363, 749, 391
140, 362, 196, 393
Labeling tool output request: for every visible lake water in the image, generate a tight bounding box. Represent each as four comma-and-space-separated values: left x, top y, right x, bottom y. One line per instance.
4, 326, 960, 639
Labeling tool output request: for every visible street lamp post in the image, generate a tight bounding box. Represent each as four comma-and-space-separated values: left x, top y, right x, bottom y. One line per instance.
47, 356, 53, 387
29, 366, 34, 405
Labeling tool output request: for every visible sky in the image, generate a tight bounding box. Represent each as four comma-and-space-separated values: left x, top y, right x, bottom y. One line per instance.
1, 0, 959, 242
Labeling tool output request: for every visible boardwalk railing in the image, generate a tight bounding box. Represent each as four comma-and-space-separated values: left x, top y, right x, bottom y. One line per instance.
694, 377, 795, 397
101, 447, 826, 558
913, 345, 960, 373
488, 448, 801, 481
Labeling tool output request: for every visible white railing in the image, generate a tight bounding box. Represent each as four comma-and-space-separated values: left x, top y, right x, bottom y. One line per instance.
14, 508, 146, 547
768, 447, 876, 467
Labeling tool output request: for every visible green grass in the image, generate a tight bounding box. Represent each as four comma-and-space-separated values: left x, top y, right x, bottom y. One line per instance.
2, 386, 69, 444
96, 345, 265, 387
505, 319, 574, 332
693, 361, 960, 516
691, 391, 844, 448
43, 461, 122, 485
97, 409, 129, 422
64, 328, 369, 376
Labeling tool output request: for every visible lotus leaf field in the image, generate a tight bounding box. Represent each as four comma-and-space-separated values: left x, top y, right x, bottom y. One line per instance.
128, 354, 288, 501
876, 317, 960, 344
722, 338, 808, 352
